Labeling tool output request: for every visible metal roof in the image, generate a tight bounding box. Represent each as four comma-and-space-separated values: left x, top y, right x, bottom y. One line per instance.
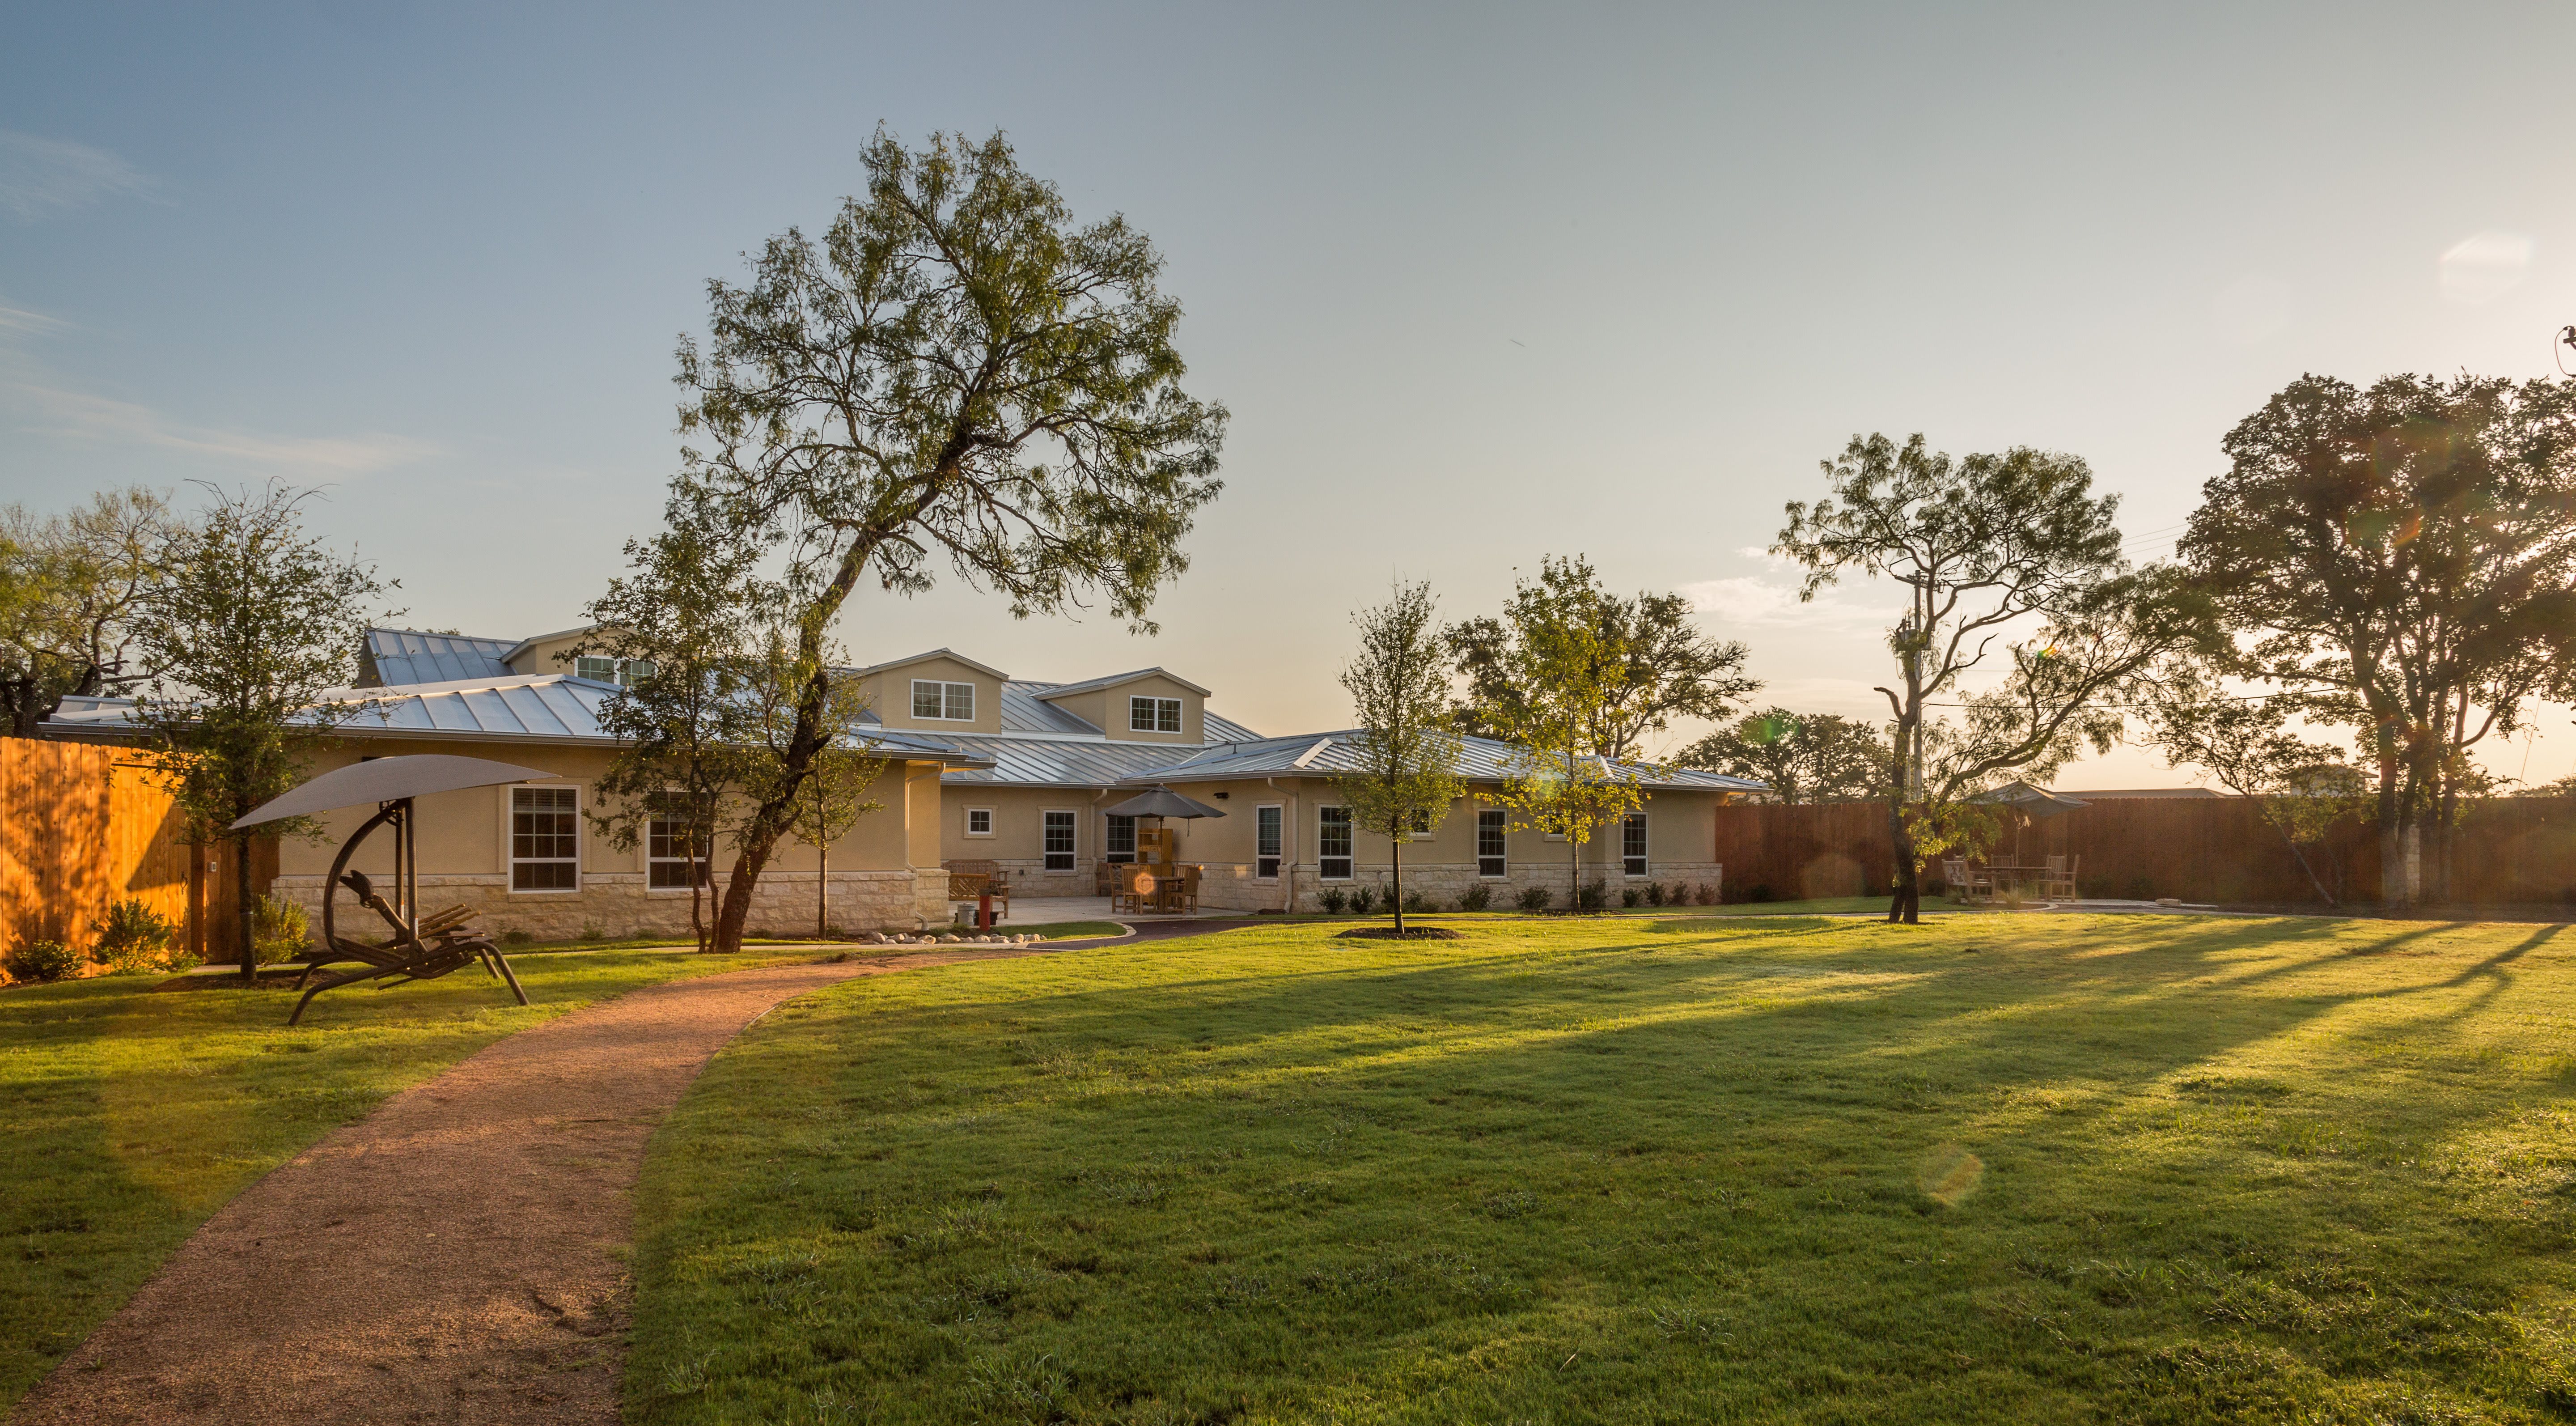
1114, 730, 1768, 793
924, 731, 1228, 788
847, 647, 1013, 681
363, 628, 517, 685
1030, 666, 1215, 700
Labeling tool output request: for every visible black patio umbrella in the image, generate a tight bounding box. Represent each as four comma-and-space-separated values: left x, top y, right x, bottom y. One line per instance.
1970, 781, 2089, 862
1103, 786, 1227, 821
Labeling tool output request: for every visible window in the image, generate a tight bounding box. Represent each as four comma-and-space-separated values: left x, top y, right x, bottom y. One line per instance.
1105, 813, 1137, 862
1478, 810, 1508, 878
511, 786, 579, 891
1256, 805, 1282, 879
647, 815, 707, 889
575, 656, 653, 686
1129, 695, 1183, 733
1043, 810, 1076, 871
1407, 807, 1434, 839
1318, 805, 1353, 880
966, 807, 994, 837
911, 679, 975, 721
1623, 811, 1648, 877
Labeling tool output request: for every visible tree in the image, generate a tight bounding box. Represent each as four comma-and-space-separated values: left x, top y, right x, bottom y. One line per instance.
0, 487, 170, 737
2181, 373, 2576, 906
1333, 582, 1465, 933
1449, 555, 1755, 761
127, 485, 393, 980
1775, 434, 2195, 924
1459, 564, 1653, 907
579, 512, 764, 953
2132, 659, 2359, 905
1677, 708, 1886, 803
669, 128, 1226, 953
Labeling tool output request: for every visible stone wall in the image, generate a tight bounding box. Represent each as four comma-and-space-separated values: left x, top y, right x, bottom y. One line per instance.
270, 866, 950, 943
1188, 860, 1724, 913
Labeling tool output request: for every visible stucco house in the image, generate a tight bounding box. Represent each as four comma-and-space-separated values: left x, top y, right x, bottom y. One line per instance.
47, 625, 1760, 935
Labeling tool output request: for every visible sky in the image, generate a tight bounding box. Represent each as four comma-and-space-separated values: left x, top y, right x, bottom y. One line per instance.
5, 2, 2574, 787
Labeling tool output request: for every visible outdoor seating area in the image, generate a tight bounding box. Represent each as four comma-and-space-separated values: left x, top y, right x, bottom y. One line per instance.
1943, 854, 2080, 904
941, 858, 1013, 925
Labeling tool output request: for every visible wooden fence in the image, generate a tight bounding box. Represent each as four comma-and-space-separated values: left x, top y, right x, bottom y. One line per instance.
0, 737, 275, 972
1711, 796, 2576, 908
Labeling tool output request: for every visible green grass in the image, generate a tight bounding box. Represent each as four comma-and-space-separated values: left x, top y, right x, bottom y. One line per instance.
627, 913, 2576, 1423
0, 946, 819, 1408
1005, 921, 1130, 940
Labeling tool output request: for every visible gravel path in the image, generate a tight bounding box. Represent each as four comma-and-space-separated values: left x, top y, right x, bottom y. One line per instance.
14, 948, 1049, 1425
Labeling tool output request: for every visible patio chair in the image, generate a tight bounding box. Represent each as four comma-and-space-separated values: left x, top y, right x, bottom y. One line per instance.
1109, 865, 1157, 916
1942, 858, 1970, 904
2046, 854, 2080, 901
1166, 864, 1202, 915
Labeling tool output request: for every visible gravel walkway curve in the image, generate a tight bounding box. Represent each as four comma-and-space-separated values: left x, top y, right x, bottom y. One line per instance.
14, 948, 1047, 1426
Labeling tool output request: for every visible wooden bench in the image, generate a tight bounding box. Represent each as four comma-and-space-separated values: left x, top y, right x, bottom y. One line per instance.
941, 859, 1013, 920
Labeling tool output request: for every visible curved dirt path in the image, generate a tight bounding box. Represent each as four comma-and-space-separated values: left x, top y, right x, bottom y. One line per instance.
14, 948, 1048, 1425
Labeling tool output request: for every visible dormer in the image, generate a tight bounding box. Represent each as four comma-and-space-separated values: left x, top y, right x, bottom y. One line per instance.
500, 624, 658, 686
1034, 668, 1211, 744
850, 649, 1008, 735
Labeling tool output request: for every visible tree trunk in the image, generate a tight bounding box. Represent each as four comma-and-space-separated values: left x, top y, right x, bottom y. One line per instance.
817, 845, 830, 938
1390, 836, 1404, 933
234, 834, 256, 982
711, 825, 786, 952
2375, 755, 2406, 908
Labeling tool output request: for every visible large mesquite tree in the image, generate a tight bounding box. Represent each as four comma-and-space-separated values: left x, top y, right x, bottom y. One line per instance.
1777, 435, 2196, 924
673, 130, 1226, 951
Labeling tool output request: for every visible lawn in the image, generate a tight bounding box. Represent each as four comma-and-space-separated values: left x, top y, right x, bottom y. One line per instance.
0, 946, 820, 1408
627, 913, 2576, 1424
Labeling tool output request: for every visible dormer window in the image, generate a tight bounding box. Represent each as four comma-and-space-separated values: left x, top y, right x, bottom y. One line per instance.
1129, 696, 1182, 733
911, 679, 975, 721
575, 656, 654, 687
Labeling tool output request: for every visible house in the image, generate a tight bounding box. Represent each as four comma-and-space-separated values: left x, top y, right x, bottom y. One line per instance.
43, 626, 1762, 935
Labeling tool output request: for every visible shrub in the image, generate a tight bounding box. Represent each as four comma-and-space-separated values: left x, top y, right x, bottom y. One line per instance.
579, 922, 607, 942
1517, 885, 1552, 912
500, 928, 536, 946
1698, 882, 1720, 905
1457, 884, 1493, 912
1577, 880, 1606, 911
1620, 887, 1642, 908
1745, 884, 1774, 903
92, 897, 182, 975
1319, 888, 1347, 914
1644, 882, 1665, 907
5, 938, 80, 984
249, 895, 311, 964
1349, 886, 1379, 916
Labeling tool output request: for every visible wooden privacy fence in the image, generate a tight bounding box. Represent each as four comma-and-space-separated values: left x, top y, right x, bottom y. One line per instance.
1710, 796, 2576, 908
0, 737, 275, 969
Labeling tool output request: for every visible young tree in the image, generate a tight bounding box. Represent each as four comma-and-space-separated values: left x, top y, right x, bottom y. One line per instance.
2133, 659, 2360, 906
1333, 582, 1465, 933
1677, 709, 1887, 803
670, 128, 1227, 952
127, 485, 393, 980
2182, 373, 2576, 905
1449, 555, 1756, 760
1459, 564, 1653, 908
579, 512, 763, 953
1775, 434, 2195, 924
0, 487, 171, 737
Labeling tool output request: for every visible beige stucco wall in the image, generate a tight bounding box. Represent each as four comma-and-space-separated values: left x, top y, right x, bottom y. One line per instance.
862, 654, 1005, 736
504, 628, 593, 677
1037, 673, 1204, 744
269, 738, 949, 940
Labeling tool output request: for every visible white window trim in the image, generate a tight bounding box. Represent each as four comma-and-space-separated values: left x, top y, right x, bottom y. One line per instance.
1622, 811, 1648, 877
911, 678, 976, 722
1103, 811, 1139, 863
964, 806, 995, 838
1041, 807, 1078, 871
1476, 808, 1509, 879
1254, 802, 1283, 880
506, 782, 583, 895
1128, 694, 1184, 733
1317, 804, 1354, 881
644, 811, 709, 895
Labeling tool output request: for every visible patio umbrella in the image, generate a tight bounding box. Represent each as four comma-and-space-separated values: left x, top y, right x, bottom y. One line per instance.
1970, 781, 2089, 863
1103, 786, 1227, 820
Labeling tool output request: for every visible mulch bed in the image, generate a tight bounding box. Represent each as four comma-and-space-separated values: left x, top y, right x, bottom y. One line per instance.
1333, 926, 1466, 940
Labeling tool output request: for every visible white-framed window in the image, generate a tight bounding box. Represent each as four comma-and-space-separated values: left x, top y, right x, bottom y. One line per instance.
911, 679, 975, 721
1256, 804, 1282, 879
1477, 809, 1508, 878
1318, 805, 1353, 880
1129, 695, 1183, 733
965, 807, 994, 838
575, 655, 654, 686
1407, 807, 1435, 840
1105, 814, 1137, 862
511, 785, 580, 891
1043, 810, 1076, 871
1623, 811, 1648, 877
647, 815, 708, 889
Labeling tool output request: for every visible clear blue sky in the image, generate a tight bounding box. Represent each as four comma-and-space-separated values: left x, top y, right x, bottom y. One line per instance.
5, 2, 2572, 784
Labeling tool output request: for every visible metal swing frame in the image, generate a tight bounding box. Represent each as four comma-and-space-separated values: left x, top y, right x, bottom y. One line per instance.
288, 795, 528, 1026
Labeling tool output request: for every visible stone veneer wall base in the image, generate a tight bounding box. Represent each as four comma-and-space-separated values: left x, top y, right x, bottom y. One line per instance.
270, 868, 950, 943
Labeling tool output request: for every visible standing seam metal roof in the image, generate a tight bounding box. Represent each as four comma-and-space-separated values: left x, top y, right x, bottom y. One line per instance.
364, 628, 518, 685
